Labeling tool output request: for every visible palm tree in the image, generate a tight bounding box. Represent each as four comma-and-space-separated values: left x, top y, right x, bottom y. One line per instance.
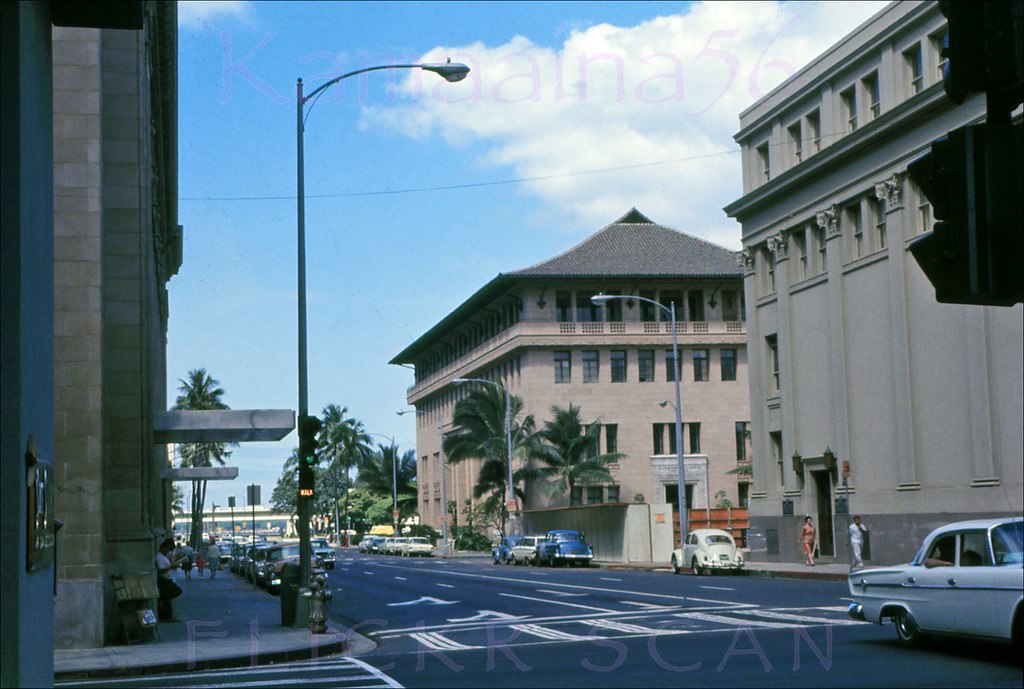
357, 444, 418, 527
530, 404, 622, 505
173, 368, 233, 551
320, 404, 372, 543
443, 385, 536, 535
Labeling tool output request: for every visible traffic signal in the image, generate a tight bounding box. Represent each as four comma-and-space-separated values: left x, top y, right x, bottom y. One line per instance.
940, 1, 1024, 108
908, 123, 1022, 306
297, 414, 322, 499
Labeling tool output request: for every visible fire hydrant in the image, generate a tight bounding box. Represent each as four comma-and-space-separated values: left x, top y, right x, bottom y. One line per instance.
304, 572, 331, 633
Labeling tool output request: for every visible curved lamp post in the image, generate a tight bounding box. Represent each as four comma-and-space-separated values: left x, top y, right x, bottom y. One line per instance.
398, 409, 449, 556
592, 294, 688, 544
451, 378, 516, 536
295, 60, 469, 590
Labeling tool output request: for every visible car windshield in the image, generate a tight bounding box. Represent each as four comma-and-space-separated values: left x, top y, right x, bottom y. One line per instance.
992, 521, 1024, 565
269, 545, 300, 561
408, 538, 428, 545
705, 535, 733, 545
550, 532, 582, 542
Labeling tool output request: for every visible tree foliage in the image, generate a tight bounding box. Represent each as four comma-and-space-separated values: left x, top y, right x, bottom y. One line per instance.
529, 404, 622, 504
357, 444, 418, 524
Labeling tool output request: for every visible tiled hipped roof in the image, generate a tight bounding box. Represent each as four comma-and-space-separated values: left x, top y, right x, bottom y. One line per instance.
511, 208, 740, 278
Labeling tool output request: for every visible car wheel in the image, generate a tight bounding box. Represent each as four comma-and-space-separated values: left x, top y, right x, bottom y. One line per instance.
894, 609, 921, 645
672, 555, 681, 575
692, 558, 705, 576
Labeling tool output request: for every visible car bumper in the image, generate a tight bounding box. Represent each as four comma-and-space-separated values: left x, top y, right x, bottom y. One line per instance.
847, 603, 866, 621
703, 560, 744, 570
551, 553, 593, 561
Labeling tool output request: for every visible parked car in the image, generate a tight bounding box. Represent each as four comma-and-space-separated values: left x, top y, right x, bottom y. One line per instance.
847, 517, 1023, 645
672, 529, 745, 575
388, 537, 409, 555
492, 536, 522, 565
359, 535, 386, 553
401, 537, 435, 557
537, 530, 594, 567
510, 535, 544, 566
261, 543, 326, 593
247, 543, 275, 584
312, 538, 336, 569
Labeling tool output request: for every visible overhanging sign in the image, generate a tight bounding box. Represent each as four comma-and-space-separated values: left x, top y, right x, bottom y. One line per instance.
162, 467, 239, 481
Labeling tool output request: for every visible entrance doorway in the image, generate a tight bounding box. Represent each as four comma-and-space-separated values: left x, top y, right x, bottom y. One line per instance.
812, 470, 834, 556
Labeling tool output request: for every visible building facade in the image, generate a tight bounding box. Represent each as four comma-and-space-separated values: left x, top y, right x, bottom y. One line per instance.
393, 210, 751, 539
725, 1, 1023, 564
50, 7, 180, 649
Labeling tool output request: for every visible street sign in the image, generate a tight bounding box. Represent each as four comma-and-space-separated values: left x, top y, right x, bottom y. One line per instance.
506, 500, 517, 512
393, 510, 399, 520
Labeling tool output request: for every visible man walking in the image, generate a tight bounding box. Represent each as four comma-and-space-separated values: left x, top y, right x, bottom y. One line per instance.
849, 515, 867, 571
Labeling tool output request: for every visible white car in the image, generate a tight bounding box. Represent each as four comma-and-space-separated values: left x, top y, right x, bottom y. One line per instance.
847, 517, 1023, 645
510, 535, 544, 566
671, 529, 744, 575
385, 537, 408, 555
401, 537, 435, 557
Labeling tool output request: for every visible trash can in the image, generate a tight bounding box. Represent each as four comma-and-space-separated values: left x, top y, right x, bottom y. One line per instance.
280, 563, 301, 626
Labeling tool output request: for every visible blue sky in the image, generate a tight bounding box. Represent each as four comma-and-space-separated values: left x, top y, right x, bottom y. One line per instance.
171, 0, 887, 512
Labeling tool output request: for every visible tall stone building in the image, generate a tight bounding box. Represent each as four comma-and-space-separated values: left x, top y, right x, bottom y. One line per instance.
725, 1, 1022, 563
392, 210, 750, 544
50, 5, 180, 648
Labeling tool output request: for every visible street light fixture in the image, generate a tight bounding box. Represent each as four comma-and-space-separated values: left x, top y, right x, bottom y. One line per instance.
295, 59, 469, 590
592, 294, 688, 543
398, 408, 449, 556
451, 378, 517, 536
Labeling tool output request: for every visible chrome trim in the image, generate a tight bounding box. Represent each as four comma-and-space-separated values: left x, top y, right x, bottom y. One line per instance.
847, 603, 866, 621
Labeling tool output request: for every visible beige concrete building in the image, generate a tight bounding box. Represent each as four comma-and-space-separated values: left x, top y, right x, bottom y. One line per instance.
51, 8, 180, 648
393, 210, 751, 538
725, 1, 1023, 564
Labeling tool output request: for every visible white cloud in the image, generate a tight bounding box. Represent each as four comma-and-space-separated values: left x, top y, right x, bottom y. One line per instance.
178, 0, 251, 31
367, 1, 888, 248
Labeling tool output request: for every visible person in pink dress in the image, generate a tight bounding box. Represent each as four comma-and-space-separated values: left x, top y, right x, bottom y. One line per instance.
800, 516, 817, 566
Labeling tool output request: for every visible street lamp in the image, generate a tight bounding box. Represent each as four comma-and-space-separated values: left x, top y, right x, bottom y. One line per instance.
398, 409, 449, 556
295, 59, 470, 589
366, 432, 398, 536
451, 378, 516, 536
593, 294, 688, 543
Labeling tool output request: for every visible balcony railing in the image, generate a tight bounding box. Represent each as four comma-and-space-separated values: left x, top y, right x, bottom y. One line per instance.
409, 319, 746, 397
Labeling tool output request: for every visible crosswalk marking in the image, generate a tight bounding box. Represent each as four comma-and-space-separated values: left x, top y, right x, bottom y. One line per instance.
733, 609, 860, 626
586, 619, 686, 635
676, 611, 802, 628
409, 631, 480, 651
499, 592, 615, 613
509, 624, 596, 642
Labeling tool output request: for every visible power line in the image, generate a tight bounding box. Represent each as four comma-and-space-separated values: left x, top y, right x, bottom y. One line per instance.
178, 147, 742, 202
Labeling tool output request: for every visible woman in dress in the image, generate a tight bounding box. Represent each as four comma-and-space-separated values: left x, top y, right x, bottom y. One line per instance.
800, 516, 816, 566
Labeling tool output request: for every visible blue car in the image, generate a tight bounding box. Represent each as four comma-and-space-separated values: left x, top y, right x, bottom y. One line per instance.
492, 535, 522, 565
537, 530, 594, 567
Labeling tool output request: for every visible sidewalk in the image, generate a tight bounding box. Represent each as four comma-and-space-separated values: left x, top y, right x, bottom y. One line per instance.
54, 567, 375, 681
597, 558, 852, 580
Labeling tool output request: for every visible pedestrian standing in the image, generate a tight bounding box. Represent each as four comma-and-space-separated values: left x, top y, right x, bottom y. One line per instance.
849, 515, 866, 571
179, 543, 194, 580
155, 538, 182, 622
205, 536, 221, 580
800, 516, 817, 566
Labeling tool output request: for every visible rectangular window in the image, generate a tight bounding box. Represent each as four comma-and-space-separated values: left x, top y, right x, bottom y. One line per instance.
807, 110, 821, 153
582, 350, 599, 383
687, 290, 705, 322
692, 349, 709, 382
576, 290, 599, 322
788, 121, 803, 164
660, 290, 683, 322
764, 245, 776, 293
757, 142, 771, 182
735, 421, 750, 462
863, 71, 880, 119
873, 197, 887, 250
610, 350, 627, 382
688, 422, 701, 454
847, 202, 863, 259
638, 350, 655, 382
639, 290, 657, 321
665, 350, 678, 383
793, 229, 807, 280
721, 349, 737, 381
586, 486, 603, 505
606, 485, 620, 503
766, 335, 779, 393
771, 431, 783, 488
738, 483, 749, 508
905, 43, 923, 94
815, 225, 827, 273
554, 351, 571, 384
555, 291, 572, 322
722, 290, 739, 321
653, 423, 677, 455
605, 424, 618, 454
840, 86, 857, 133
653, 424, 665, 455
933, 29, 948, 81
916, 183, 933, 235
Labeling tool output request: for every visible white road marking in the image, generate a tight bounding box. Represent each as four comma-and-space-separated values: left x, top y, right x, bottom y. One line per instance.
387, 596, 459, 607
587, 619, 687, 635
394, 576, 407, 581
536, 589, 589, 597
500, 592, 616, 613
446, 610, 528, 623
510, 623, 597, 642
410, 631, 480, 651
619, 601, 677, 610
699, 585, 735, 591
436, 583, 455, 588
600, 577, 622, 582
676, 611, 801, 628
734, 609, 860, 626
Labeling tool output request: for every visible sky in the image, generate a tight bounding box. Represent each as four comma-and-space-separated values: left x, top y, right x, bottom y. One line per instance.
171, 0, 888, 512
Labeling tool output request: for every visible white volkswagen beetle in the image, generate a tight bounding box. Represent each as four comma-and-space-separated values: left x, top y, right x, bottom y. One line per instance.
672, 528, 744, 575
847, 516, 1023, 645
